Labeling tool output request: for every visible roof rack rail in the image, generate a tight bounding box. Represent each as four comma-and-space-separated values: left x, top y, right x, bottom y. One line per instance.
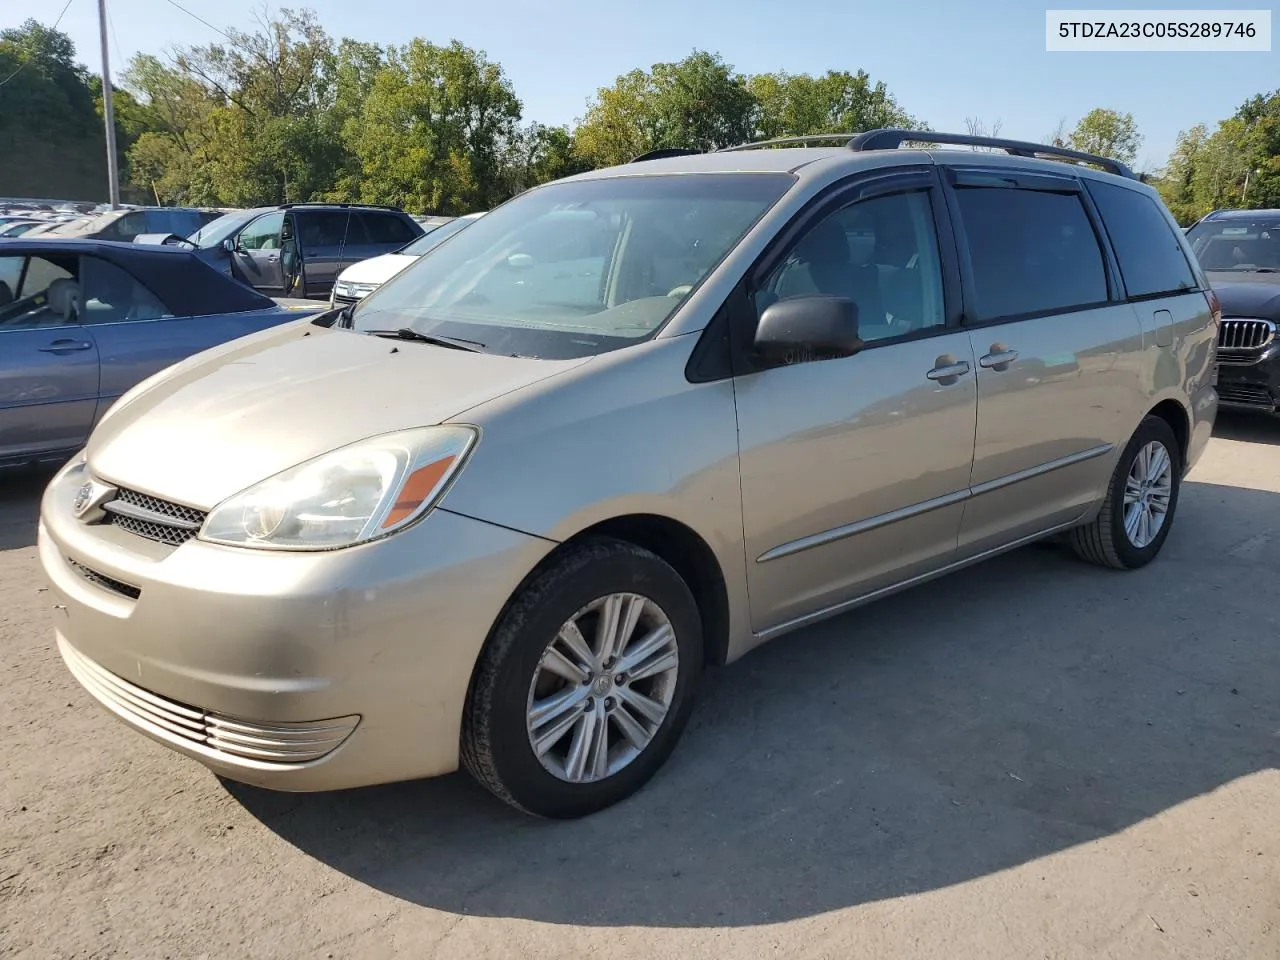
631, 148, 702, 163
847, 129, 1138, 180
716, 134, 865, 153
279, 201, 405, 212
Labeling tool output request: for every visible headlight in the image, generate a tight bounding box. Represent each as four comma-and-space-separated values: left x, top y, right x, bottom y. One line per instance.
200, 426, 477, 550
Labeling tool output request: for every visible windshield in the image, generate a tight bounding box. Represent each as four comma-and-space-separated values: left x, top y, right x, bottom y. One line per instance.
1186, 217, 1280, 272
350, 173, 793, 359
188, 210, 258, 247
399, 215, 478, 256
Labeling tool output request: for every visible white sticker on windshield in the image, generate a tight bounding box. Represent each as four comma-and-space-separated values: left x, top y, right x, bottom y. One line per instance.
1221, 227, 1250, 235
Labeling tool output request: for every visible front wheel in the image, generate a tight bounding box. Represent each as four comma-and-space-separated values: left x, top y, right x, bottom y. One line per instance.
461, 538, 703, 818
1069, 415, 1182, 570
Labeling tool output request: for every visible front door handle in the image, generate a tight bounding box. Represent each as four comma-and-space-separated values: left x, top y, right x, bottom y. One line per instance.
266, 255, 279, 262
926, 359, 972, 382
979, 345, 1019, 370
39, 339, 93, 353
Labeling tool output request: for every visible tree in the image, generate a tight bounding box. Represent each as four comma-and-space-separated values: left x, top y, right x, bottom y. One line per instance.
575, 51, 755, 167
0, 20, 106, 199
499, 123, 589, 195
343, 39, 522, 213
1044, 116, 1069, 147
751, 69, 920, 141
1068, 108, 1142, 164
963, 116, 1004, 150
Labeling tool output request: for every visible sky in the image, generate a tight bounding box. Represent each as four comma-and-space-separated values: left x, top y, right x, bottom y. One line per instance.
7, 0, 1278, 172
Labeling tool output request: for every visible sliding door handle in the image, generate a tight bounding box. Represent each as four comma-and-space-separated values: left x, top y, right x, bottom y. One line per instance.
979, 346, 1019, 370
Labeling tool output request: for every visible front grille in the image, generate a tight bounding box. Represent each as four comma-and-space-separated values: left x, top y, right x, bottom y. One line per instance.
332, 292, 358, 306
66, 558, 141, 600
1218, 318, 1276, 357
103, 487, 207, 546
1217, 382, 1276, 408
59, 637, 360, 766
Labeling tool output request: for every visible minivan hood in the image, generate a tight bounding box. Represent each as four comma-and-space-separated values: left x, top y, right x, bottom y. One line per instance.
88, 323, 588, 507
338, 253, 417, 286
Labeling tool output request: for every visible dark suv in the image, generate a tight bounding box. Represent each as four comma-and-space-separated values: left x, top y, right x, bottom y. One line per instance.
189, 203, 424, 299
1186, 209, 1280, 416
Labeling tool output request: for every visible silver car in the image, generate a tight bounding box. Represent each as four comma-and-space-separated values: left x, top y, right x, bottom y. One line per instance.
39, 131, 1219, 818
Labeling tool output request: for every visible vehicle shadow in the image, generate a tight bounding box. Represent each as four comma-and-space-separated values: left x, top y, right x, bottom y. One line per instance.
0, 467, 54, 551
1214, 408, 1280, 445
217, 478, 1278, 927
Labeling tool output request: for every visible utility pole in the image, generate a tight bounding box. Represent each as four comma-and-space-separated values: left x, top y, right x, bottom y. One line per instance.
97, 0, 121, 209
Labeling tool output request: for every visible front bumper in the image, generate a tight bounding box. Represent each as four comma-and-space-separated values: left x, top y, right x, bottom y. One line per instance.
1215, 342, 1280, 414
39, 458, 555, 791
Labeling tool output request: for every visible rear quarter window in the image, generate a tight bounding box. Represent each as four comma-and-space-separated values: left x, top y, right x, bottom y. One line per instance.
360, 212, 417, 245
1086, 180, 1198, 298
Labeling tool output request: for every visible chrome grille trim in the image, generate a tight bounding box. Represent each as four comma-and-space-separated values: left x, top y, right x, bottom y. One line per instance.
1218, 318, 1276, 356
102, 487, 208, 546
59, 638, 359, 767
66, 557, 141, 600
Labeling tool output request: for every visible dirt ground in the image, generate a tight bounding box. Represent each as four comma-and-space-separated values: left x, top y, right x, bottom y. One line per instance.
1, 413, 1277, 960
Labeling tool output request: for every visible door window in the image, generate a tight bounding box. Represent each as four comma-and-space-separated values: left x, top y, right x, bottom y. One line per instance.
80, 256, 171, 324
0, 255, 78, 328
296, 211, 351, 253
237, 212, 285, 251
358, 212, 417, 245
1086, 181, 1198, 298
756, 188, 946, 343
954, 186, 1108, 321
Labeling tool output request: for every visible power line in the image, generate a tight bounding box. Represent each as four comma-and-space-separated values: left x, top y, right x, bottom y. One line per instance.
158, 0, 237, 44
0, 0, 78, 90
105, 0, 124, 71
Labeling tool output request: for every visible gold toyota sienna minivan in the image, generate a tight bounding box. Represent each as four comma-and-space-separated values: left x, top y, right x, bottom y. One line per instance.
40, 131, 1219, 818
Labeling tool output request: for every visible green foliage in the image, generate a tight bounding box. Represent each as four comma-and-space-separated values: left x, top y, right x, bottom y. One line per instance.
1068, 108, 1143, 165
750, 70, 920, 140
0, 19, 106, 199
575, 51, 756, 166
1150, 90, 1280, 224
343, 39, 522, 213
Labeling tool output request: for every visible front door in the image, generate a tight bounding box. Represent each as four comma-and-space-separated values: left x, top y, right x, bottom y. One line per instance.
735, 172, 978, 635
943, 170, 1143, 555
231, 211, 286, 295
0, 252, 100, 463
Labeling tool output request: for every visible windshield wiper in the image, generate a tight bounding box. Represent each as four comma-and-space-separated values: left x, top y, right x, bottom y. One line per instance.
366, 328, 486, 352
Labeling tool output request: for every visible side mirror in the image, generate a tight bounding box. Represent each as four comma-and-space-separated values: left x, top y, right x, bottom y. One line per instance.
754, 295, 863, 364
222, 237, 236, 253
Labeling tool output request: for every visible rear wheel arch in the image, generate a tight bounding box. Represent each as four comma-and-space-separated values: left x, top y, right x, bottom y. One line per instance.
1147, 398, 1191, 470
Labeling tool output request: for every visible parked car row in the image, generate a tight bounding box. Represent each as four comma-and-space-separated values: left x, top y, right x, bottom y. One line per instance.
31, 129, 1237, 823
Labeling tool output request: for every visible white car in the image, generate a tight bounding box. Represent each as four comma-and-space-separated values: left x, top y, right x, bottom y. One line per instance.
330, 212, 484, 308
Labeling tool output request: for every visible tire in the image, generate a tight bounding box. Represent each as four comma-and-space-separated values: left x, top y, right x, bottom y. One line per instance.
461, 537, 704, 818
1069, 415, 1182, 570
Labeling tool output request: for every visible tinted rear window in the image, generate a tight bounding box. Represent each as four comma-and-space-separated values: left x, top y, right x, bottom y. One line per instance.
359, 212, 416, 245
955, 187, 1108, 321
1087, 181, 1197, 297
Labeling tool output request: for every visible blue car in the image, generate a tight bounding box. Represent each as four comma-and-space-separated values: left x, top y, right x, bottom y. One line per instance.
0, 238, 324, 469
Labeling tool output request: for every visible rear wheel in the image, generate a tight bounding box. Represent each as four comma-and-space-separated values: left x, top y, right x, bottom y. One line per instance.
1069, 415, 1181, 570
461, 538, 703, 818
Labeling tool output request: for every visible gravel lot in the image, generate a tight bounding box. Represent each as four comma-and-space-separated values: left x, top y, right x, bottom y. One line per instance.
2, 414, 1277, 960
